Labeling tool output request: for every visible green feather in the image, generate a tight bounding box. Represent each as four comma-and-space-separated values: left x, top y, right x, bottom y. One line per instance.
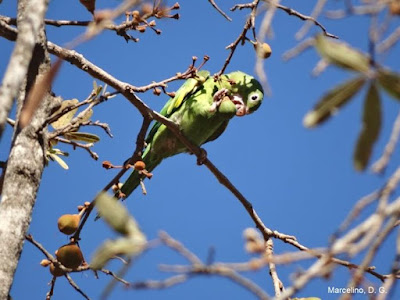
120, 70, 264, 199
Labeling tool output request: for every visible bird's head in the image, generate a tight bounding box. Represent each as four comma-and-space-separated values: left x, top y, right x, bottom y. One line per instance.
226, 71, 264, 117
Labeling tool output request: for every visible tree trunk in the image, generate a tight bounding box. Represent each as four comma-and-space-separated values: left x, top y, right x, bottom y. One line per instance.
0, 0, 58, 298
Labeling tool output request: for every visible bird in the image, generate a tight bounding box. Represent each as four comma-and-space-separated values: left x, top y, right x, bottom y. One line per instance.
120, 70, 264, 199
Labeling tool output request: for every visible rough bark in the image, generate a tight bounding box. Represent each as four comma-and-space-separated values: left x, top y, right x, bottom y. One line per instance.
0, 0, 47, 139
0, 0, 57, 298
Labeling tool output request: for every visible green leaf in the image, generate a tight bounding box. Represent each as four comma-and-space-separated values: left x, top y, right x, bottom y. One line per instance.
63, 132, 100, 143
50, 99, 79, 129
315, 35, 370, 73
90, 237, 145, 270
49, 147, 69, 157
304, 76, 366, 128
353, 82, 382, 171
95, 192, 143, 236
92, 193, 146, 269
48, 153, 69, 170
377, 69, 400, 100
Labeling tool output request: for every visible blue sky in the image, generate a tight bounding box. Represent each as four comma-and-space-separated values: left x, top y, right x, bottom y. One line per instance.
1, 0, 400, 299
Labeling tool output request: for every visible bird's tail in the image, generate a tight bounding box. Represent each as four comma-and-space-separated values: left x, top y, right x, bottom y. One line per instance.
119, 146, 162, 199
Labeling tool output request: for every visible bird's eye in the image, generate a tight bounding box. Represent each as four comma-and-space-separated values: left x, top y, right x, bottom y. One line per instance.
249, 94, 259, 101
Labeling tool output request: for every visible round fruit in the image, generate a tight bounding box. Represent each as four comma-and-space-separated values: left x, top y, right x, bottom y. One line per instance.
254, 42, 272, 59
134, 160, 146, 171
50, 263, 65, 277
56, 244, 84, 269
57, 214, 80, 235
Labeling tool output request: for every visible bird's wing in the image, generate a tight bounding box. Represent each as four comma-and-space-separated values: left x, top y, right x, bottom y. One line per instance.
146, 70, 210, 144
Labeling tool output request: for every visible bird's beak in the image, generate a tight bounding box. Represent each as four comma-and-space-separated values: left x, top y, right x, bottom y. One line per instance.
231, 95, 247, 117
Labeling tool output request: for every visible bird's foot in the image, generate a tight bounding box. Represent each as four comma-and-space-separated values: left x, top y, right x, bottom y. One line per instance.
209, 88, 229, 113
197, 148, 208, 165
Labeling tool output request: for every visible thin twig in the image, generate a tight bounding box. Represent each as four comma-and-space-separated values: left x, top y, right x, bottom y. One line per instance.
276, 3, 338, 39
158, 264, 270, 299
282, 38, 314, 61
47, 95, 113, 140
377, 26, 400, 53
46, 276, 56, 300
311, 59, 329, 77
131, 66, 198, 93
372, 109, 400, 174
266, 239, 283, 297
25, 234, 56, 260
54, 137, 99, 160
129, 274, 189, 289
332, 191, 380, 241
255, 0, 279, 94
78, 117, 151, 232
377, 228, 400, 299
207, 0, 232, 21
100, 268, 130, 286
346, 215, 400, 291
159, 231, 202, 265
44, 89, 111, 126
295, 0, 327, 40
217, 0, 261, 76
65, 274, 90, 300
325, 2, 389, 19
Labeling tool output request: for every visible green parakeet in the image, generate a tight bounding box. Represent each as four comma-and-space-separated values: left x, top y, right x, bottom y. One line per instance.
121, 70, 264, 198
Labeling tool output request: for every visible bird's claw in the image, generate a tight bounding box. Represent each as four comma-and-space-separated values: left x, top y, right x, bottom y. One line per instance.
209, 88, 230, 113
197, 148, 208, 165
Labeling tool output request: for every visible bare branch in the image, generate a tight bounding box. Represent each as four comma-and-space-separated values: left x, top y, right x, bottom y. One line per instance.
208, 0, 232, 21
372, 109, 400, 174
282, 38, 314, 61
159, 231, 202, 265
129, 275, 189, 289
54, 137, 99, 160
100, 269, 130, 286
346, 215, 400, 290
377, 26, 400, 53
276, 3, 338, 39
295, 0, 327, 40
266, 239, 284, 296
217, 0, 261, 76
46, 276, 56, 300
65, 274, 90, 300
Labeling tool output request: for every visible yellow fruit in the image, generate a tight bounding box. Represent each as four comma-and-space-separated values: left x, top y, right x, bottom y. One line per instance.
254, 42, 272, 59
57, 214, 80, 235
50, 263, 65, 277
56, 244, 84, 269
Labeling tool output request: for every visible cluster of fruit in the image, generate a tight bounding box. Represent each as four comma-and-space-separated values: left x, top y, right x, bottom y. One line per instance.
40, 203, 89, 277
